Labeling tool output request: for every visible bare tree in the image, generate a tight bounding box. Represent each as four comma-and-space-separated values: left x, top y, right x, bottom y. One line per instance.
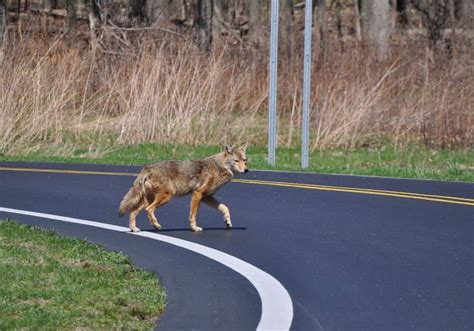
390, 0, 397, 27
37, 0, 52, 11
129, 0, 146, 24
458, 0, 474, 28
395, 0, 409, 26
0, 0, 6, 58
359, 0, 392, 61
315, 0, 328, 68
353, 0, 362, 41
372, 0, 392, 61
0, 0, 8, 63
65, 0, 77, 28
245, 0, 265, 65
246, 0, 264, 50
196, 0, 213, 53
213, 0, 244, 45
89, 0, 102, 54
359, 0, 370, 41
0, 0, 7, 47
410, 0, 451, 48
333, 0, 343, 39
146, 0, 187, 27
280, 0, 294, 63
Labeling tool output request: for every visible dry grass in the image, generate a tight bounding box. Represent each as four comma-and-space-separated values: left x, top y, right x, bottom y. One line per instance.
307, 48, 473, 150
0, 39, 472, 155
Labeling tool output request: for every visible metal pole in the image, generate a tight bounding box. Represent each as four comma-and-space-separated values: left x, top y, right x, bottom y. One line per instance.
268, 0, 279, 167
301, 0, 313, 169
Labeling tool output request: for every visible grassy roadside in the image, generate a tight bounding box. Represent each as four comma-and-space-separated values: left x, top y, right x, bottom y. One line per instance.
0, 220, 166, 330
1, 143, 473, 182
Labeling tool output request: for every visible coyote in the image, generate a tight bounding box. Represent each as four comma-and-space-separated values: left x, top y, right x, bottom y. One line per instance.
119, 144, 248, 232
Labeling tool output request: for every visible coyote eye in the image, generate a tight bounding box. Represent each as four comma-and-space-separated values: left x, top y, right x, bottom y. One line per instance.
234, 159, 239, 162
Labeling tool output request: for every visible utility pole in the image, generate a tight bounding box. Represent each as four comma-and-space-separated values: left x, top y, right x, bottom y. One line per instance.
268, 0, 279, 167
301, 0, 313, 169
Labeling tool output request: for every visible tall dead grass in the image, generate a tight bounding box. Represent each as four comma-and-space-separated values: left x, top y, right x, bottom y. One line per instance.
307, 48, 473, 150
0, 40, 472, 155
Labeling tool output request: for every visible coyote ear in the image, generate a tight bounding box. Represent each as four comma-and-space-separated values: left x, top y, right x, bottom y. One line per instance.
224, 145, 233, 154
239, 143, 248, 152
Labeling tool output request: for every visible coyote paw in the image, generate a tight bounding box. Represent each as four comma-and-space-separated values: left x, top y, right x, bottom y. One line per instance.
191, 226, 203, 232
223, 213, 232, 229
153, 224, 162, 231
130, 227, 141, 233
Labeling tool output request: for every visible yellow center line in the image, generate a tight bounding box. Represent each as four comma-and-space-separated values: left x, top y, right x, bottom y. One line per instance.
1, 166, 473, 206
233, 179, 474, 206
233, 179, 474, 203
0, 167, 136, 177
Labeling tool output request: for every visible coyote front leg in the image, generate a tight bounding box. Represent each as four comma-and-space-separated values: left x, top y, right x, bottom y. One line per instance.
189, 191, 204, 232
202, 195, 232, 228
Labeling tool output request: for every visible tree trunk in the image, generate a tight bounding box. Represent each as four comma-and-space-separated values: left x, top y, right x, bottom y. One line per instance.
371, 0, 392, 61
146, 0, 187, 26
459, 0, 474, 28
38, 0, 53, 11
196, 0, 213, 53
360, 0, 392, 61
280, 0, 294, 63
353, 0, 362, 41
334, 0, 343, 39
146, 0, 168, 26
65, 0, 77, 28
247, 0, 264, 49
129, 0, 146, 24
0, 0, 6, 52
359, 0, 370, 42
396, 0, 409, 26
411, 0, 450, 50
390, 0, 397, 28
89, 0, 102, 55
315, 0, 327, 69
66, 0, 77, 28
0, 0, 5, 33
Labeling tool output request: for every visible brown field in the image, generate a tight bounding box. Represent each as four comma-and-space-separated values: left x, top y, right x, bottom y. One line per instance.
1, 14, 472, 154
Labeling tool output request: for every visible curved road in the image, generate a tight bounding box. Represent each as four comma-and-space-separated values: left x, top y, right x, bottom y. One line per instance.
0, 161, 473, 330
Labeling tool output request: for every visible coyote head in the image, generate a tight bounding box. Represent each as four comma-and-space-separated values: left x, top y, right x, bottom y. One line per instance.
224, 144, 248, 174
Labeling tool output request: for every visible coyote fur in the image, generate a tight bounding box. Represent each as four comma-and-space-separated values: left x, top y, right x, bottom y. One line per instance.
119, 144, 248, 232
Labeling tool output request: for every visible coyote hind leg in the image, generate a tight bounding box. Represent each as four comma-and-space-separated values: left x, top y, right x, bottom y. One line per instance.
145, 191, 172, 230
202, 195, 232, 228
129, 204, 144, 232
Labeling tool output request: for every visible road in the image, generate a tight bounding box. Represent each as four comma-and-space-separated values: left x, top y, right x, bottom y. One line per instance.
0, 161, 473, 330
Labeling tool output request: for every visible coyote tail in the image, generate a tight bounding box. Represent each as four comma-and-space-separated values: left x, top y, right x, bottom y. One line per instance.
118, 171, 150, 216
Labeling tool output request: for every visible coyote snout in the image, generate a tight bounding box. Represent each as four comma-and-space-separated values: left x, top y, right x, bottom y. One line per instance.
119, 144, 249, 232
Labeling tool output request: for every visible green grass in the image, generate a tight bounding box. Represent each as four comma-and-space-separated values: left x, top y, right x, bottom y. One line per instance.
0, 220, 166, 330
0, 143, 473, 182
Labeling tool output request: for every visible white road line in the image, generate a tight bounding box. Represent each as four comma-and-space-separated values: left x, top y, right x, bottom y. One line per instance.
0, 207, 294, 331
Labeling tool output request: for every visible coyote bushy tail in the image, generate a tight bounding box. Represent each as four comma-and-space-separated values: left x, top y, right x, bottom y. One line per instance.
118, 170, 150, 216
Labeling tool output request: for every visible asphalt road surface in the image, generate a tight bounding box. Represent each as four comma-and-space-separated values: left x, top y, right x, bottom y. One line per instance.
0, 161, 473, 330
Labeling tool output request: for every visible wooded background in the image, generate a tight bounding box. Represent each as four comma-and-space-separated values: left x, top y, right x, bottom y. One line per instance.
1, 0, 473, 60
0, 1, 472, 153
